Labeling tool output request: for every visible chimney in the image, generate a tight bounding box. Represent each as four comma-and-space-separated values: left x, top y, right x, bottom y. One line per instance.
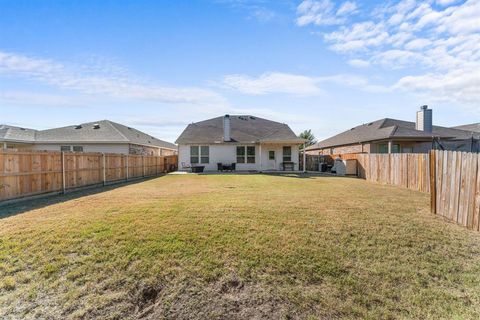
223, 114, 231, 142
416, 105, 432, 133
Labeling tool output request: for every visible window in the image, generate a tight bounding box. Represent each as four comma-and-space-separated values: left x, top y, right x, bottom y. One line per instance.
378, 144, 400, 153
190, 146, 199, 164
269, 150, 275, 160
247, 146, 255, 163
236, 146, 255, 163
402, 146, 413, 153
190, 146, 209, 164
283, 146, 292, 162
61, 146, 71, 152
200, 146, 209, 164
392, 144, 400, 153
72, 146, 84, 152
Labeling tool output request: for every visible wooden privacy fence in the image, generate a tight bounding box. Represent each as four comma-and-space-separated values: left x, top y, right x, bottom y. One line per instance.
431, 150, 480, 231
356, 151, 480, 231
356, 153, 430, 193
0, 150, 178, 202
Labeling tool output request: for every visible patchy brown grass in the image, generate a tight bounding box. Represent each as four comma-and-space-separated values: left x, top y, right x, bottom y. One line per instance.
1, 174, 480, 319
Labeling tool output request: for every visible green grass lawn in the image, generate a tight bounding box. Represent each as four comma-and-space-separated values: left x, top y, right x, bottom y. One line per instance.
1, 174, 480, 319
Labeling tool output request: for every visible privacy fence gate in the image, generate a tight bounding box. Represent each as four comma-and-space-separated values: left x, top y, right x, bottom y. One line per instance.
0, 150, 178, 202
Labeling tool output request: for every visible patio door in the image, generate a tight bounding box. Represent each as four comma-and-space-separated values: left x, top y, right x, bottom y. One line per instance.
267, 150, 276, 170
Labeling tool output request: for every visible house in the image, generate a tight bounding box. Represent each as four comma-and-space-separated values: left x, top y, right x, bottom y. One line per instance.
0, 120, 177, 156
306, 106, 480, 156
175, 115, 306, 172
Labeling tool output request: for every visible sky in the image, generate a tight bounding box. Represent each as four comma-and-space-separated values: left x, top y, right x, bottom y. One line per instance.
0, 0, 479, 143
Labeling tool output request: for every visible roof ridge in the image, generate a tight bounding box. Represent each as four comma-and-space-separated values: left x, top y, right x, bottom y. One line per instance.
105, 121, 130, 142
389, 125, 399, 138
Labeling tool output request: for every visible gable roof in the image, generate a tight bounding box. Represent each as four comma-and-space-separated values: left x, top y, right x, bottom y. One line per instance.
0, 120, 177, 150
307, 118, 480, 150
453, 123, 480, 133
175, 115, 304, 144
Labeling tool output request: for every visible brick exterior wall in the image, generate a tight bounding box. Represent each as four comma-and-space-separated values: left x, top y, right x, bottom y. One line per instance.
306, 139, 479, 155
129, 144, 177, 156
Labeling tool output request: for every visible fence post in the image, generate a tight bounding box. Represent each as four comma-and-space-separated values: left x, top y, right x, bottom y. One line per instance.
126, 155, 129, 181
61, 151, 66, 194
430, 150, 436, 214
102, 153, 106, 186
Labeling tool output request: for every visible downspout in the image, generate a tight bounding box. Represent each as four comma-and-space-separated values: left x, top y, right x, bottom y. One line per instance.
259, 143, 262, 173
303, 143, 306, 173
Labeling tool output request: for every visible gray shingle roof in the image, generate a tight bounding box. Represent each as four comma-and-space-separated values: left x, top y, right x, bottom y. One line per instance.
307, 118, 480, 150
0, 120, 177, 150
175, 115, 304, 144
453, 123, 480, 133
0, 125, 37, 142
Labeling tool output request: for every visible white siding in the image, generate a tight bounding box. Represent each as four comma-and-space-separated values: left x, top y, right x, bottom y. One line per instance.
32, 143, 129, 154
179, 143, 301, 171
260, 144, 300, 171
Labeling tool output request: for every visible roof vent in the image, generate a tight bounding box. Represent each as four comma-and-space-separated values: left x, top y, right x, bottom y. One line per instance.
249, 116, 256, 120
20, 127, 26, 131
93, 123, 100, 129
367, 122, 373, 126
127, 127, 132, 130
74, 125, 82, 129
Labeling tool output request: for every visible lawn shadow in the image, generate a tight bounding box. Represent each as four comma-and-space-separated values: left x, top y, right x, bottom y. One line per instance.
261, 172, 359, 179
0, 176, 166, 219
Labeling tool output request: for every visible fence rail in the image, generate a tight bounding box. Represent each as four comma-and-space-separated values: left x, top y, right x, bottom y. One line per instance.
0, 150, 178, 202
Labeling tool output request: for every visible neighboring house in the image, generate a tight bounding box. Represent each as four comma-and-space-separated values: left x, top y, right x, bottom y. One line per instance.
175, 115, 306, 171
0, 120, 177, 156
306, 106, 480, 156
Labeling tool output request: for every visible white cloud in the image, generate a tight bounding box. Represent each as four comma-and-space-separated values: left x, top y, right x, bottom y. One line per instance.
324, 21, 389, 52
347, 59, 370, 68
436, 0, 459, 6
296, 0, 357, 26
0, 91, 87, 107
337, 1, 358, 16
296, 0, 480, 105
0, 51, 226, 105
404, 38, 432, 50
221, 72, 388, 95
394, 68, 480, 107
222, 72, 324, 95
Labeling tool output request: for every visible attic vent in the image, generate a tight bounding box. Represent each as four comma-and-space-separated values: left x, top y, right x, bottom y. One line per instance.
249, 116, 256, 120
93, 123, 100, 129
74, 125, 82, 129
350, 127, 355, 130
127, 127, 132, 130
367, 122, 373, 126
20, 128, 26, 131
239, 116, 248, 121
